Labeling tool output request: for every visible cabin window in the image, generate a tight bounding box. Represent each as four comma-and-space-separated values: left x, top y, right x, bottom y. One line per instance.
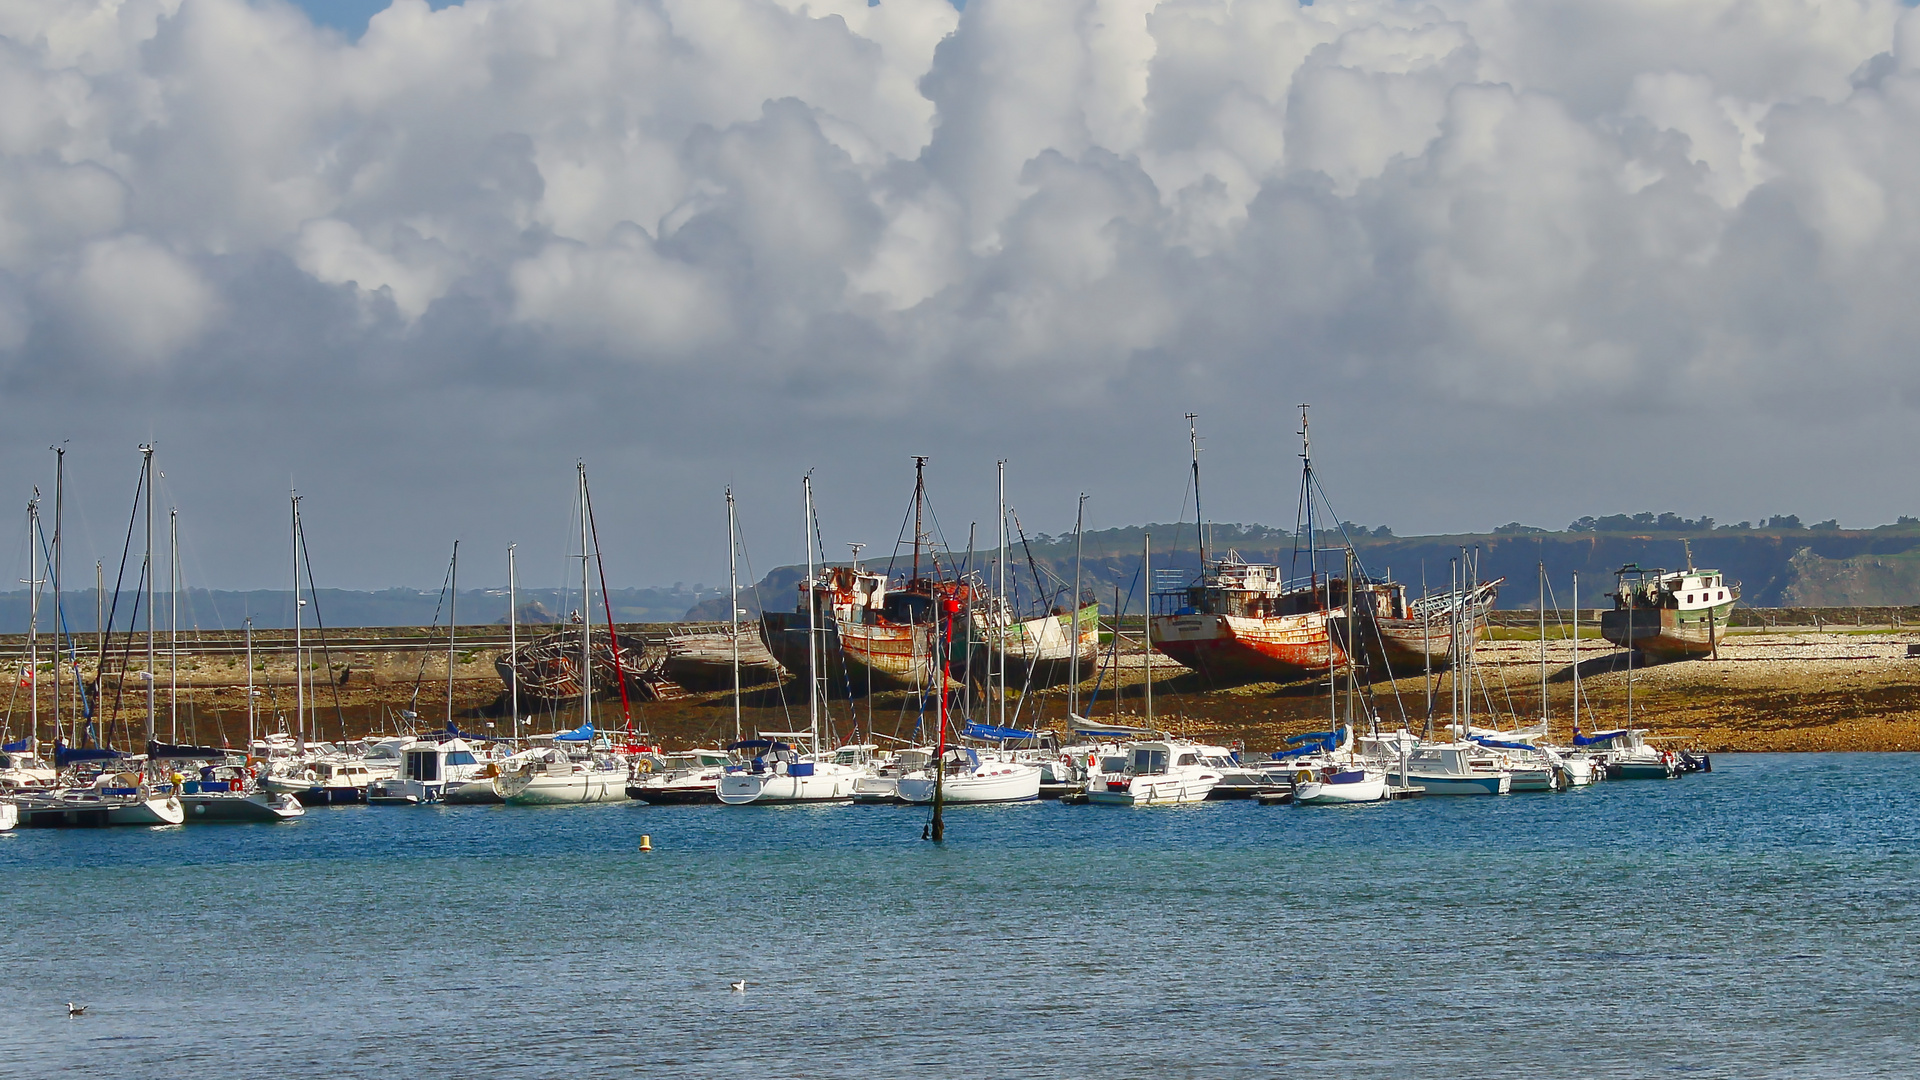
1177, 753, 1198, 767
446, 751, 476, 766
1131, 748, 1169, 774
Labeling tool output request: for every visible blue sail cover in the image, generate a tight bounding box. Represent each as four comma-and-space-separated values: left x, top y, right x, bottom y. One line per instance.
2, 738, 29, 752
1275, 727, 1345, 758
54, 741, 125, 766
726, 739, 792, 751
146, 741, 227, 760
552, 722, 596, 743
961, 722, 1041, 742
1471, 736, 1538, 752
1573, 729, 1630, 746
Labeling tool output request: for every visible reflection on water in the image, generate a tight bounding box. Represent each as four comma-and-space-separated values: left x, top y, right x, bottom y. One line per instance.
3, 754, 1917, 1078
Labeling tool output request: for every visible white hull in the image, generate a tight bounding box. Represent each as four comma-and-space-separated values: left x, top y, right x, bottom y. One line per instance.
717, 769, 857, 805
1559, 757, 1598, 786
182, 791, 305, 822
1408, 773, 1510, 795
1085, 775, 1217, 805
898, 764, 1041, 804
109, 795, 185, 826
1294, 773, 1387, 804
0, 801, 15, 831
1508, 768, 1555, 793
498, 770, 629, 805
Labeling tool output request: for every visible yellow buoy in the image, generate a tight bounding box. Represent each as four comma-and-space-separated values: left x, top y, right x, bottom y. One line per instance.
639, 834, 653, 852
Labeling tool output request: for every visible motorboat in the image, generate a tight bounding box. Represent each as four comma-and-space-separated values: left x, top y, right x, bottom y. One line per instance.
896, 747, 1042, 804
1084, 740, 1222, 806
1578, 728, 1680, 780
1194, 742, 1282, 799
626, 749, 733, 805
0, 741, 58, 792
369, 739, 493, 805
1292, 764, 1388, 805
493, 747, 629, 805
716, 735, 866, 806
1402, 743, 1511, 795
0, 799, 16, 831
265, 760, 382, 805
179, 763, 304, 822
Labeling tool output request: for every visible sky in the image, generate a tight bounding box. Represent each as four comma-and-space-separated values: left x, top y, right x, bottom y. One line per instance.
4, 0, 1920, 591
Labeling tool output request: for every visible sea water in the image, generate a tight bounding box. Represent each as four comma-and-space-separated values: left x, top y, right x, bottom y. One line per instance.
3, 753, 1915, 1078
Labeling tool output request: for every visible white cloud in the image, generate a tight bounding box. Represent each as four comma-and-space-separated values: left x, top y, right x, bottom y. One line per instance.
49, 233, 219, 363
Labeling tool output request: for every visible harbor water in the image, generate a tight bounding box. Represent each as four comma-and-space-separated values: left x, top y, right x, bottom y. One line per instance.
4, 752, 1915, 1078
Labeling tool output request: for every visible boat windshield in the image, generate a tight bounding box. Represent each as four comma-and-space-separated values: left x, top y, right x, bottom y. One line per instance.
1130, 748, 1169, 775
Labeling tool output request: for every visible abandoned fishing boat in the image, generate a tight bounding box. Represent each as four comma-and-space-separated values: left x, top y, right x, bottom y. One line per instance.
1599, 549, 1739, 659
495, 625, 682, 703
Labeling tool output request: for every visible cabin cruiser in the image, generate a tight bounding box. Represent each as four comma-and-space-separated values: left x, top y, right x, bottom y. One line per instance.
716, 735, 867, 806
626, 749, 733, 804
263, 760, 383, 805
369, 739, 494, 805
179, 762, 304, 822
1574, 728, 1679, 780
896, 747, 1042, 804
1192, 742, 1282, 799
1085, 740, 1223, 806
1401, 743, 1512, 795
851, 748, 933, 804
0, 741, 58, 792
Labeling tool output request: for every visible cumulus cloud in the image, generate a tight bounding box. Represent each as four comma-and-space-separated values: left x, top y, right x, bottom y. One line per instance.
2, 0, 1919, 583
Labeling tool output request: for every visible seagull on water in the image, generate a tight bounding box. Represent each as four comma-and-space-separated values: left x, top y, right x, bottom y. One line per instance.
729, 981, 748, 993
67, 1003, 86, 1017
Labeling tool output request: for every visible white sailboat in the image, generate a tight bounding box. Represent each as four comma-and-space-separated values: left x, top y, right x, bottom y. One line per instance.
897, 747, 1041, 804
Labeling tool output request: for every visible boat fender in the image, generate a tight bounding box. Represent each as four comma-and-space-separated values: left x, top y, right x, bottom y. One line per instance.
1294, 770, 1313, 786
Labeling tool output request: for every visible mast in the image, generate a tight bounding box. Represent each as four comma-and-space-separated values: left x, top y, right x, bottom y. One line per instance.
291, 490, 303, 752
1299, 405, 1315, 580
996, 460, 1007, 731
930, 584, 946, 843
803, 473, 819, 750
143, 445, 155, 746
1539, 560, 1548, 732
726, 488, 741, 746
1571, 573, 1581, 738
446, 541, 458, 733
1142, 532, 1152, 729
508, 543, 519, 744
1421, 562, 1432, 739
1070, 493, 1086, 721
51, 445, 63, 749
578, 462, 592, 733
1625, 570, 1634, 725
1188, 413, 1205, 567
245, 617, 255, 753
912, 456, 926, 583
27, 492, 40, 749
91, 559, 102, 746
169, 507, 178, 744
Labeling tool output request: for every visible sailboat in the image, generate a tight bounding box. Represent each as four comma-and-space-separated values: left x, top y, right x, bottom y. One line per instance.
496, 464, 633, 806
717, 475, 866, 805
1292, 548, 1390, 806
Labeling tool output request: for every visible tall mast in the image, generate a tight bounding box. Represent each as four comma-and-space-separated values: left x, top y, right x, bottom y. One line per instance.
50, 445, 63, 748
1571, 573, 1580, 739
27, 492, 40, 748
508, 543, 519, 744
1538, 560, 1548, 732
169, 507, 178, 744
1188, 413, 1205, 567
1070, 493, 1086, 721
1142, 532, 1152, 729
726, 489, 741, 746
578, 462, 592, 732
1299, 405, 1315, 581
912, 457, 926, 583
245, 616, 255, 752
91, 559, 102, 746
1421, 562, 1432, 740
446, 541, 458, 733
996, 459, 1007, 731
143, 445, 155, 746
803, 473, 819, 748
291, 490, 303, 751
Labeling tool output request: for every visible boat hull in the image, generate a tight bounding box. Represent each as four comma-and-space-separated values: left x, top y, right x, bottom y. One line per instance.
897, 765, 1041, 804
109, 795, 185, 825
1599, 602, 1735, 658
1150, 611, 1343, 684
717, 770, 856, 805
181, 791, 305, 821
443, 780, 504, 804
1607, 759, 1677, 780
1294, 773, 1387, 804
498, 771, 629, 805
1084, 776, 1218, 805
1407, 773, 1509, 795
626, 780, 720, 804
0, 800, 15, 830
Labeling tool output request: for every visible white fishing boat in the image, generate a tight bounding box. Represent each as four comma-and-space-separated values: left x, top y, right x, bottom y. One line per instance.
1403, 744, 1511, 795
368, 739, 492, 805
897, 747, 1041, 804
1084, 740, 1223, 806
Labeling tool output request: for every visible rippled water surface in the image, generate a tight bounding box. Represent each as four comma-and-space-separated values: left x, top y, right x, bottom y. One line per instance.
4, 753, 1917, 1078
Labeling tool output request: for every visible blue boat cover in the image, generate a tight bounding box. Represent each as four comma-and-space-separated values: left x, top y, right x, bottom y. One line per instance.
552, 722, 596, 743
1471, 736, 1537, 752
54, 741, 125, 766
961, 721, 1041, 742
1573, 729, 1630, 746
1276, 727, 1344, 757
727, 739, 792, 751
2, 738, 29, 752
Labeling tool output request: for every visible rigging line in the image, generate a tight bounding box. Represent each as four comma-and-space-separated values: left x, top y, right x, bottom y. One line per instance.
97, 456, 149, 745
734, 511, 794, 731
804, 487, 859, 735
297, 511, 350, 743
882, 480, 919, 584
1083, 563, 1142, 715
1007, 510, 1049, 613
407, 552, 455, 721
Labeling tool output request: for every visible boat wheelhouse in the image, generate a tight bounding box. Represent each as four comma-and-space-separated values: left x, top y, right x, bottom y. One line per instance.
1599, 557, 1739, 659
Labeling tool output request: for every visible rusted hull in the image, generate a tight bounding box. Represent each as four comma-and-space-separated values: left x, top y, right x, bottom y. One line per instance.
1599, 603, 1734, 658
1349, 613, 1488, 673
976, 603, 1101, 688
1149, 611, 1346, 684
835, 620, 962, 691
659, 627, 787, 690
495, 629, 658, 704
